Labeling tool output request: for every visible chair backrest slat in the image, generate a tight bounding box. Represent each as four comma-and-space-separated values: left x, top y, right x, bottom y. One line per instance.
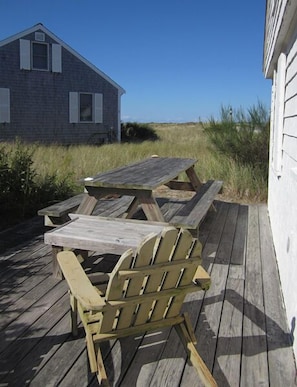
150, 229, 195, 321
100, 249, 134, 332
165, 239, 202, 318
133, 227, 179, 325
101, 227, 201, 333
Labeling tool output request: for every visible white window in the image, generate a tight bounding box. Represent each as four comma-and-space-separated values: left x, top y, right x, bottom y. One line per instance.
69, 92, 103, 123
32, 42, 49, 70
19, 39, 61, 73
80, 93, 93, 122
0, 88, 10, 123
271, 52, 286, 175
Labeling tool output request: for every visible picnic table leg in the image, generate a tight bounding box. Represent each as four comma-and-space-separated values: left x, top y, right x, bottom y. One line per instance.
139, 194, 165, 222
186, 166, 203, 191
186, 166, 216, 211
122, 197, 140, 219
52, 246, 63, 279
52, 246, 88, 279
76, 193, 98, 215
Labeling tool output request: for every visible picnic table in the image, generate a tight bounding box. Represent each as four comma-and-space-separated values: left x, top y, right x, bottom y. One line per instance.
43, 157, 222, 278
77, 156, 204, 221
44, 215, 167, 278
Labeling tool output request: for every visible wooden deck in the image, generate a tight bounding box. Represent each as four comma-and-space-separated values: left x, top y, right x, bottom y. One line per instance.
0, 201, 296, 386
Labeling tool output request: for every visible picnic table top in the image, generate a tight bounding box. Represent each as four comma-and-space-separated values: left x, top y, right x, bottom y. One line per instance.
44, 214, 168, 254
81, 157, 197, 190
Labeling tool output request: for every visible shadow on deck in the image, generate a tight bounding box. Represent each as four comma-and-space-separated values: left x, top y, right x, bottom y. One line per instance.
0, 201, 296, 386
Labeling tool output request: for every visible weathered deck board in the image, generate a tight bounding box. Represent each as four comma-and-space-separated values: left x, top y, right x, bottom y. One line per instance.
258, 204, 296, 385
0, 201, 296, 386
241, 205, 269, 386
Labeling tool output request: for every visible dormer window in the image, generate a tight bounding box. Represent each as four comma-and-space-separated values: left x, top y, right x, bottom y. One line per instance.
20, 39, 62, 73
32, 42, 48, 70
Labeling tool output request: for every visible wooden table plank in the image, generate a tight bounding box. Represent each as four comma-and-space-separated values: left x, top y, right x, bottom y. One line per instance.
82, 157, 197, 190
45, 215, 167, 254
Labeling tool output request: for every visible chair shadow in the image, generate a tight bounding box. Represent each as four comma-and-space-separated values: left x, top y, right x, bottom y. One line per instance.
0, 267, 293, 386
1, 200, 293, 386
102, 289, 293, 386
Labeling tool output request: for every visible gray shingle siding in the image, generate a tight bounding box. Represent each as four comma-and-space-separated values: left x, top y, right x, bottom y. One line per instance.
0, 27, 122, 144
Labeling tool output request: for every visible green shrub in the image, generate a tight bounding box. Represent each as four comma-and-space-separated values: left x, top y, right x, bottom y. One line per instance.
121, 122, 159, 142
0, 141, 74, 227
203, 101, 270, 176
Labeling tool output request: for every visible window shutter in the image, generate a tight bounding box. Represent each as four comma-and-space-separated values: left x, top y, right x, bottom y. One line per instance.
19, 39, 31, 70
0, 88, 10, 123
69, 92, 78, 123
94, 93, 103, 123
52, 44, 62, 73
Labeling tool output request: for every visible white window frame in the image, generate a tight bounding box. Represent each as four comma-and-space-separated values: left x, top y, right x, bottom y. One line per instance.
69, 92, 103, 123
20, 39, 62, 73
80, 93, 93, 122
0, 88, 10, 123
32, 41, 49, 71
271, 52, 286, 176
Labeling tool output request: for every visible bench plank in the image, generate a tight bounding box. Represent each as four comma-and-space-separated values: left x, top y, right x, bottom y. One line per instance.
39, 180, 223, 231
169, 180, 223, 229
38, 194, 133, 227
38, 194, 86, 226
38, 194, 85, 217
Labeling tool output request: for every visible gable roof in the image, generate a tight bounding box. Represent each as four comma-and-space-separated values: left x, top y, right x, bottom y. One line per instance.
0, 23, 125, 95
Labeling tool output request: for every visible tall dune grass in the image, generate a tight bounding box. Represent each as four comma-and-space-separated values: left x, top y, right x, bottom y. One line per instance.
31, 122, 267, 203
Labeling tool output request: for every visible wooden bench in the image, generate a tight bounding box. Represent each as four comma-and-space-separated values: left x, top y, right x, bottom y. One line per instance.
165, 180, 223, 233
38, 193, 134, 227
39, 180, 223, 231
38, 194, 85, 227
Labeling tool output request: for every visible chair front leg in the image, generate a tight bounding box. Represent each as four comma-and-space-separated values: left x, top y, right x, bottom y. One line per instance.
70, 292, 78, 336
96, 343, 109, 386
174, 315, 217, 387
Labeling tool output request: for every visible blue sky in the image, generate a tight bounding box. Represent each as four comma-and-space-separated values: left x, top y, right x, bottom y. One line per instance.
0, 0, 271, 122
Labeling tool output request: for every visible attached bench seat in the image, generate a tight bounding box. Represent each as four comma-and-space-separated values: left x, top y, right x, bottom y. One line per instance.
38, 180, 223, 231
38, 194, 85, 227
38, 193, 134, 227
166, 180, 223, 231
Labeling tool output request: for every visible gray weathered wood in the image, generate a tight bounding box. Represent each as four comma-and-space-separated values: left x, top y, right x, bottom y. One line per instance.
45, 215, 167, 254
241, 205, 269, 386
81, 157, 197, 190
169, 180, 223, 229
38, 193, 85, 226
258, 204, 296, 385
1, 202, 296, 386
38, 194, 85, 217
230, 204, 248, 265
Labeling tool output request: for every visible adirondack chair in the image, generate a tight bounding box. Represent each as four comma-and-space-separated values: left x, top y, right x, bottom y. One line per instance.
57, 226, 217, 386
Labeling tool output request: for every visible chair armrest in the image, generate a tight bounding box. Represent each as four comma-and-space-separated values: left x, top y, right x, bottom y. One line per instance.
57, 251, 106, 310
193, 265, 211, 290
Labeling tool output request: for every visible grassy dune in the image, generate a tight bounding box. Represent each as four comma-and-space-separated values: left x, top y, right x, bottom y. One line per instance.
30, 122, 267, 203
